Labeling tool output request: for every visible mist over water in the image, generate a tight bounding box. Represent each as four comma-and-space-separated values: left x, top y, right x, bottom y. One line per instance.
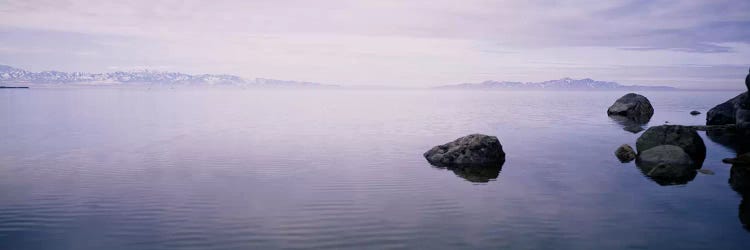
1, 88, 749, 249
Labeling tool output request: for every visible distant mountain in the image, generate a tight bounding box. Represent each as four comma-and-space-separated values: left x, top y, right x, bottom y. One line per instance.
436, 78, 677, 90
0, 65, 338, 88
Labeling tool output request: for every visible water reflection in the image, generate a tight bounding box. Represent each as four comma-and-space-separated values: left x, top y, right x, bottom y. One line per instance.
634, 159, 698, 186
740, 198, 750, 232
730, 164, 750, 231
430, 162, 504, 183
609, 114, 649, 133
706, 130, 750, 154
709, 129, 750, 232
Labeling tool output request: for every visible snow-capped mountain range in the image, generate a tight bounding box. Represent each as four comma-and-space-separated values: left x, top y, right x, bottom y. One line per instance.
437, 78, 677, 90
1, 64, 678, 90
0, 65, 337, 87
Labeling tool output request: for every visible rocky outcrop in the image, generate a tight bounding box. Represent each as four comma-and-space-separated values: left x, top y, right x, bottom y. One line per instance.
706, 92, 750, 131
424, 134, 505, 167
615, 144, 636, 163
690, 110, 701, 116
636, 145, 698, 185
607, 93, 654, 123
635, 125, 706, 164
707, 93, 744, 125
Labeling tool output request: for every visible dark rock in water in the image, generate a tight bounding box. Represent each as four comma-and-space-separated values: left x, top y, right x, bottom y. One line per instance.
607, 93, 654, 123
636, 125, 706, 165
724, 153, 750, 165
636, 145, 698, 185
707, 93, 744, 125
690, 110, 701, 116
615, 144, 636, 163
706, 92, 749, 126
424, 134, 505, 168
738, 108, 750, 131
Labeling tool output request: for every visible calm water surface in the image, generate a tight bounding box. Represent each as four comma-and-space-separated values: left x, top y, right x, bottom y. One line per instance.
1, 88, 749, 249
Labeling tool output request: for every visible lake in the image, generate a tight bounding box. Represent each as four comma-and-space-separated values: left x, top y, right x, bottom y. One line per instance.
1, 88, 749, 249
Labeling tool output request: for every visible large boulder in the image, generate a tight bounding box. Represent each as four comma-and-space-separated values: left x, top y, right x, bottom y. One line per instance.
636, 125, 706, 164
706, 92, 750, 129
607, 93, 654, 123
707, 93, 744, 125
636, 145, 697, 185
424, 134, 505, 167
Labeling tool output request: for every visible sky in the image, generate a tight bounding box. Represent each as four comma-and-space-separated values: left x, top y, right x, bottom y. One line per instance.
0, 0, 749, 89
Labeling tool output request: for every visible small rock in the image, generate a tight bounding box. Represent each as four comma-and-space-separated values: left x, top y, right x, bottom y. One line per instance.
615, 144, 636, 163
697, 169, 715, 175
690, 110, 701, 116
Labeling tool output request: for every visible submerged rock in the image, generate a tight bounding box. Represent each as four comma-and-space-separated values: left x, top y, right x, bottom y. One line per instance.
607, 93, 654, 123
636, 125, 707, 164
424, 134, 505, 168
697, 169, 715, 175
615, 144, 636, 163
636, 145, 698, 185
690, 110, 701, 116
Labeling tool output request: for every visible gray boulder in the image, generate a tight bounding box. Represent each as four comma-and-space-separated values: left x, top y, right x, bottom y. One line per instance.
706, 92, 749, 126
607, 93, 654, 123
424, 134, 505, 167
636, 145, 697, 185
636, 125, 706, 164
615, 144, 636, 163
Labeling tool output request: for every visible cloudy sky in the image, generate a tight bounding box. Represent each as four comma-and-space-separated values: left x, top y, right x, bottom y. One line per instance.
1, 0, 749, 89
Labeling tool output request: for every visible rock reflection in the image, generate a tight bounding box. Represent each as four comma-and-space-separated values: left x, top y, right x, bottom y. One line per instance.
431, 162, 504, 183
730, 164, 750, 232
706, 130, 750, 155
609, 114, 650, 133
634, 158, 698, 186
740, 198, 750, 232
